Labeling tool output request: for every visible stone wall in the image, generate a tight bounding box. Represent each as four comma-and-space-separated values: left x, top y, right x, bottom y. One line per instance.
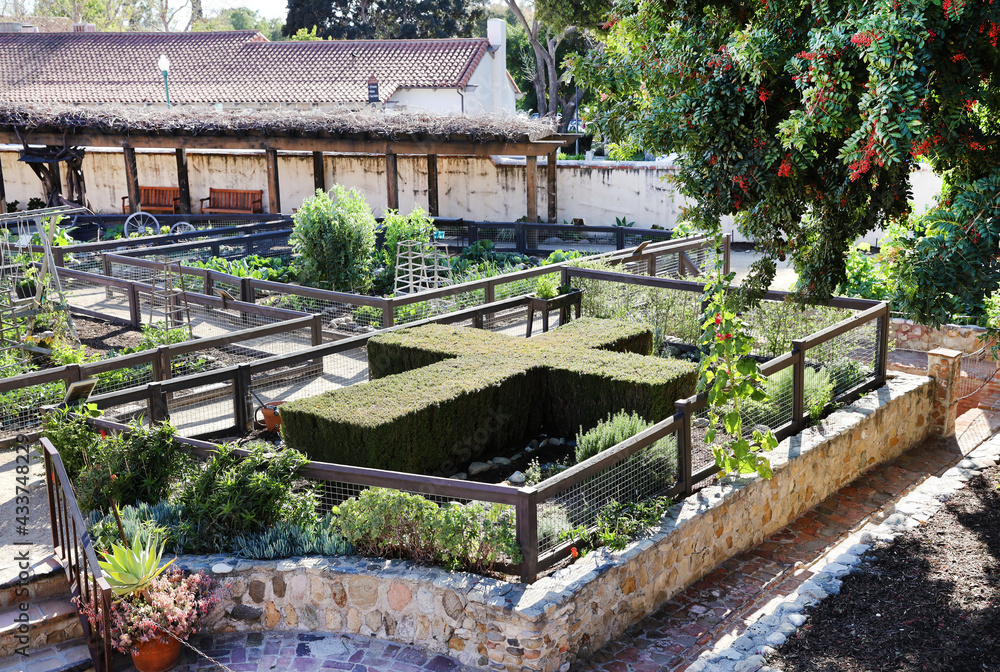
176, 373, 935, 671
891, 318, 988, 353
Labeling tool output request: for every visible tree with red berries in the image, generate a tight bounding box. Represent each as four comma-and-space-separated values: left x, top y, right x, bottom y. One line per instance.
572, 0, 1000, 319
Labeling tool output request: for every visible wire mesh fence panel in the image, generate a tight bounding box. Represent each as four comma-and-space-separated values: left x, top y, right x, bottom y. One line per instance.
743, 302, 856, 359
433, 222, 469, 248
691, 404, 717, 475
535, 433, 680, 556
485, 304, 533, 337
166, 379, 238, 437
255, 290, 383, 335
248, 346, 369, 409
494, 271, 555, 301
527, 227, 618, 255
623, 230, 670, 248
60, 274, 134, 325
98, 399, 150, 427
474, 226, 518, 251
804, 318, 879, 400
0, 379, 66, 441
93, 362, 155, 396
743, 366, 797, 433
958, 347, 999, 400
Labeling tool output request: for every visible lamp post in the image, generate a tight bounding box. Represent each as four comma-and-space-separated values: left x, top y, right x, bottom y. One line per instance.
158, 54, 171, 108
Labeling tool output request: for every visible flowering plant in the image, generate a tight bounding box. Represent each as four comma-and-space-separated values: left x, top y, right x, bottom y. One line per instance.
76, 567, 219, 654
698, 272, 777, 479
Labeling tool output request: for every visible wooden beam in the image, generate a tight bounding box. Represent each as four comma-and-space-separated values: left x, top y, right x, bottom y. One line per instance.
426, 154, 439, 217
265, 148, 281, 214
0, 154, 6, 214
385, 151, 399, 212
174, 148, 191, 214
312, 151, 325, 193
123, 145, 140, 214
547, 151, 557, 223
0, 131, 567, 157
526, 155, 537, 223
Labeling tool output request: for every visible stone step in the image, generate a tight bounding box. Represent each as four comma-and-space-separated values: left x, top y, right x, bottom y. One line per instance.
0, 636, 94, 672
0, 554, 69, 609
0, 595, 83, 659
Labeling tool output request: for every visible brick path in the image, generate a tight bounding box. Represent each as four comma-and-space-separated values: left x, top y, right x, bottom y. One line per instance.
572, 433, 970, 672
121, 632, 477, 672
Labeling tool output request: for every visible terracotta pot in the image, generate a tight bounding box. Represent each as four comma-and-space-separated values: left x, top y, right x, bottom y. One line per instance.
131, 635, 182, 672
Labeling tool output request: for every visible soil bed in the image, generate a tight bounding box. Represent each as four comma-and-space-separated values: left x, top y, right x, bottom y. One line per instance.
769, 465, 1000, 672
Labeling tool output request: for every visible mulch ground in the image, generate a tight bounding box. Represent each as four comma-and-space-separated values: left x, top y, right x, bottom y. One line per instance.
770, 465, 1000, 672
74, 315, 145, 356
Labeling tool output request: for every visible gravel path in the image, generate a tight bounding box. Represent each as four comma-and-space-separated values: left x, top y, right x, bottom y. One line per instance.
0, 444, 52, 574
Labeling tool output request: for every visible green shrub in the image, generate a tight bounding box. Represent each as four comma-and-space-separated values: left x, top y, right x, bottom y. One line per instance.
291, 187, 376, 293
372, 206, 437, 295
741, 365, 836, 427
75, 421, 190, 514
88, 501, 185, 553
42, 406, 102, 480
285, 320, 695, 473
175, 443, 318, 554
576, 411, 651, 463
334, 488, 520, 573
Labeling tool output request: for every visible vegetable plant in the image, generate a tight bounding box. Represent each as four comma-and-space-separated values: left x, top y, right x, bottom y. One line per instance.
291, 187, 376, 293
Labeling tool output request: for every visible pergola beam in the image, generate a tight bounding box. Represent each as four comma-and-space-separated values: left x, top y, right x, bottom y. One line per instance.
175, 148, 191, 214
123, 145, 139, 214
427, 154, 439, 217
265, 148, 281, 214
0, 132, 569, 157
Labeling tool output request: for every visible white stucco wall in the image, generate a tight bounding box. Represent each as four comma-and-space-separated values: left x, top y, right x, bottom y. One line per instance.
0, 148, 943, 243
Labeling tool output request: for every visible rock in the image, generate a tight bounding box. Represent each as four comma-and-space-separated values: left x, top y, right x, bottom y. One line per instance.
528, 439, 540, 450
786, 613, 807, 627
493, 456, 512, 466
450, 472, 468, 480
735, 656, 766, 672
212, 562, 234, 574
510, 453, 523, 462
508, 471, 526, 485
549, 437, 565, 447
694, 417, 710, 428
230, 604, 263, 621
958, 458, 978, 470
468, 462, 491, 476
765, 632, 787, 647
544, 236, 564, 244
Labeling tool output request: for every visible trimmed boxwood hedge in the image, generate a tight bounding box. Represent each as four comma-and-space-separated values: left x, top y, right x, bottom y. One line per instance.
281, 318, 696, 474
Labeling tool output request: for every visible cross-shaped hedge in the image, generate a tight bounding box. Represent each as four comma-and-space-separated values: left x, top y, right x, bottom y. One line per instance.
281, 318, 697, 474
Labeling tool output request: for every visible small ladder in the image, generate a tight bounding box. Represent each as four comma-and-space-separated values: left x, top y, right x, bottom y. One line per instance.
148, 260, 193, 338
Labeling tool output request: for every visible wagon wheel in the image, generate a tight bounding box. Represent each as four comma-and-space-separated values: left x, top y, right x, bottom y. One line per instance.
170, 221, 196, 235
124, 211, 160, 238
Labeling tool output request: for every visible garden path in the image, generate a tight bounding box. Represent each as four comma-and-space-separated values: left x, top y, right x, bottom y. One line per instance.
573, 406, 999, 672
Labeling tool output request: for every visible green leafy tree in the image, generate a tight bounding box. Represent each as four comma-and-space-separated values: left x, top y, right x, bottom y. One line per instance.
291, 187, 377, 293
284, 0, 486, 39
574, 0, 1000, 313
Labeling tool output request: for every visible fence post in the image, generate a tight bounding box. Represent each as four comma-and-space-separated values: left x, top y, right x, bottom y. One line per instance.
791, 341, 806, 433
204, 271, 215, 299
102, 254, 113, 299
484, 279, 496, 306
148, 383, 168, 423
516, 487, 539, 583
54, 248, 65, 268
468, 222, 479, 246
233, 365, 252, 431
647, 254, 656, 277
515, 221, 526, 254
239, 277, 254, 304
722, 234, 732, 275
128, 282, 141, 328
927, 348, 962, 438
382, 298, 395, 328
616, 228, 625, 250
675, 400, 694, 496
875, 304, 890, 386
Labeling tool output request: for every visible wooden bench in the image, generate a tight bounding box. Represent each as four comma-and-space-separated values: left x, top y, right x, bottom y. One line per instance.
200, 188, 264, 214
121, 187, 181, 214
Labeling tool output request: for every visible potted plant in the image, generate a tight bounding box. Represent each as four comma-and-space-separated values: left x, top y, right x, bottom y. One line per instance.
77, 531, 219, 672
527, 276, 583, 336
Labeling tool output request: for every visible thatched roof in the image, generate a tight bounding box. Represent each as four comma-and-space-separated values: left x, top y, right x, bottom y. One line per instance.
0, 103, 560, 143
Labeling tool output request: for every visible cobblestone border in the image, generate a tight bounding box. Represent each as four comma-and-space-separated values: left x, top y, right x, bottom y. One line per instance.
683, 432, 1000, 672
173, 373, 935, 672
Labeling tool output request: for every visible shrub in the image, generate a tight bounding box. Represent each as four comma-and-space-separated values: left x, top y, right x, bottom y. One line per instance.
75, 421, 190, 514
576, 410, 651, 463
291, 187, 376, 293
230, 515, 348, 559
42, 406, 102, 480
334, 488, 520, 573
372, 206, 437, 295
175, 443, 318, 554
534, 275, 559, 299
283, 320, 695, 473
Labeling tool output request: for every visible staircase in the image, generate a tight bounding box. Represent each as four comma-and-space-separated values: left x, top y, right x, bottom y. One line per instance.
0, 555, 93, 672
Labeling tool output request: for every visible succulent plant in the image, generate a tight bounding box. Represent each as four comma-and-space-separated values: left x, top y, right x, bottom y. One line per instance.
98, 530, 175, 599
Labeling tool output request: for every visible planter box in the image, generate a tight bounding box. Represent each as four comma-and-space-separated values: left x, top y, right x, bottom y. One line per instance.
526, 288, 583, 337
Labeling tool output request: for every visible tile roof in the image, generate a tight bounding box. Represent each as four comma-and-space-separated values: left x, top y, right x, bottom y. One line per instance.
0, 31, 492, 105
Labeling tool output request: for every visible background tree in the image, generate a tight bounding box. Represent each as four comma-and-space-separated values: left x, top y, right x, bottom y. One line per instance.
284, 0, 486, 40
504, 0, 606, 130
574, 0, 1000, 317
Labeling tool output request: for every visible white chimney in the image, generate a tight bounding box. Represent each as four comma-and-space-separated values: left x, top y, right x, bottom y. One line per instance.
19, 24, 38, 33
487, 18, 507, 113
72, 23, 97, 32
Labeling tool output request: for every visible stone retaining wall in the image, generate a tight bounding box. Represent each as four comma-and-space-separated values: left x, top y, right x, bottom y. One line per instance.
178, 373, 935, 671
891, 318, 988, 353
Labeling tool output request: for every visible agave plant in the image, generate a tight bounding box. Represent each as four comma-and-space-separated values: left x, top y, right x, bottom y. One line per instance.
97, 530, 175, 600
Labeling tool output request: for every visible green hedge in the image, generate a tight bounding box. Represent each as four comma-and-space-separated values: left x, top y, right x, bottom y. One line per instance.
282, 319, 696, 473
